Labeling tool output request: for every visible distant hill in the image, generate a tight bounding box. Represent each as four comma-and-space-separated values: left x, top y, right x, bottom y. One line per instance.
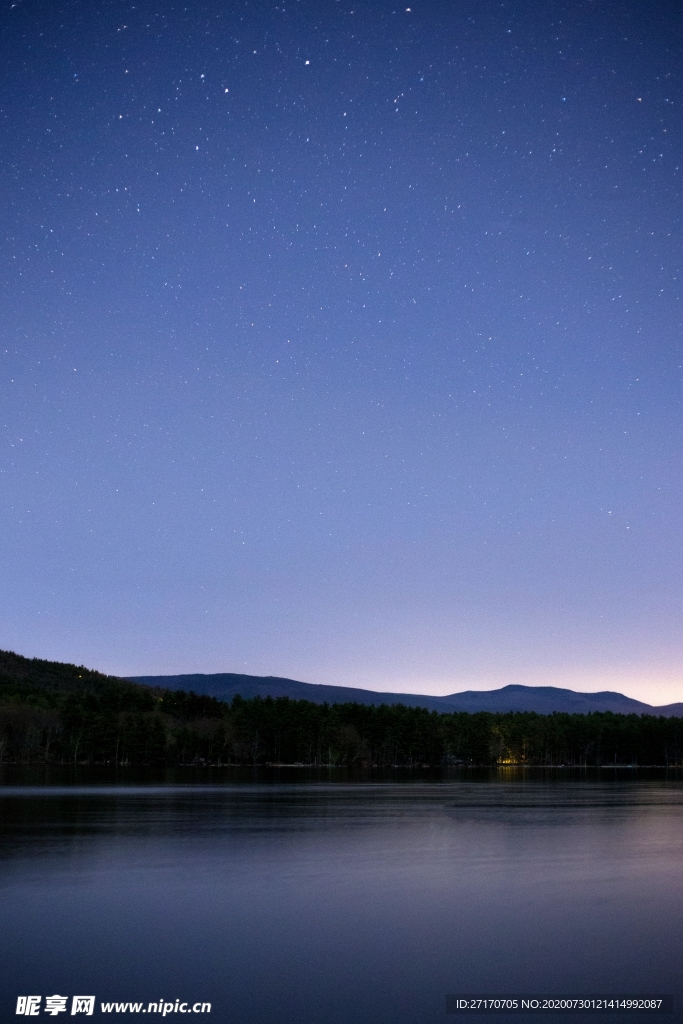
2, 646, 681, 719
0, 648, 128, 695
2, 649, 683, 766
127, 672, 683, 717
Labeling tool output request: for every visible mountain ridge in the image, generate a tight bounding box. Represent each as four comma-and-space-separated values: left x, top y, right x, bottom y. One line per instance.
3, 648, 682, 766
127, 672, 683, 717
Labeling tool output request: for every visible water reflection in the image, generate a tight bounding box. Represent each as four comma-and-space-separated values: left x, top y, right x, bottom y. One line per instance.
1, 770, 682, 1023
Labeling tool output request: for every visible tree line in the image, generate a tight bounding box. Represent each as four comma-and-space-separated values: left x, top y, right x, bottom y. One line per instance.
1, 654, 683, 766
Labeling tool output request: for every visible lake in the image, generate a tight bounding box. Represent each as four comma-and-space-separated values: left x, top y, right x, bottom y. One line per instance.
1, 769, 683, 1022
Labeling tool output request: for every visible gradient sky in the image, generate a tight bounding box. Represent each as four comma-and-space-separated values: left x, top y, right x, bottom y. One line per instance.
1, 0, 682, 703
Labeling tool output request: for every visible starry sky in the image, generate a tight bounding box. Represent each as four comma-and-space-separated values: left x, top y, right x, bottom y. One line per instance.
1, 0, 682, 703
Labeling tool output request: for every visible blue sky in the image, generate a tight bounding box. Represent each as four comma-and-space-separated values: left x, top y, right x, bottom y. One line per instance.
1, 0, 682, 703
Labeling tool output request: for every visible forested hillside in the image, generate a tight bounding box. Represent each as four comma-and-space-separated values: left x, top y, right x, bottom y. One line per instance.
1, 650, 683, 767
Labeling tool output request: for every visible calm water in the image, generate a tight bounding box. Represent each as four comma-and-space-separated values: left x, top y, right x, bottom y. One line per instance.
1, 769, 683, 1023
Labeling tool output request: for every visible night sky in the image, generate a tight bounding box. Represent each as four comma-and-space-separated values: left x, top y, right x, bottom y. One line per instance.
1, 0, 682, 702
